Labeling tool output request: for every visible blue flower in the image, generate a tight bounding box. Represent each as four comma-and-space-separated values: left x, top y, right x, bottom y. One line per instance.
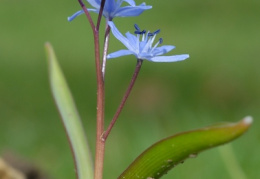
107, 21, 189, 62
68, 0, 152, 21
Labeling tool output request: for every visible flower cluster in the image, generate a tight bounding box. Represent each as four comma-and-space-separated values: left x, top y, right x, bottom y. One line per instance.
68, 0, 189, 62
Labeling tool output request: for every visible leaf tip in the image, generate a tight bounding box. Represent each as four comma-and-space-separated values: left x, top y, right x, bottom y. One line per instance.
44, 42, 51, 50
44, 42, 56, 66
242, 116, 253, 125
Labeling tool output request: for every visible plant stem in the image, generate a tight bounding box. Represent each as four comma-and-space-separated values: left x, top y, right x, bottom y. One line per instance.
103, 59, 143, 141
93, 31, 105, 179
77, 0, 95, 30
96, 0, 106, 31
93, 1, 107, 179
77, 1, 107, 179
102, 24, 111, 79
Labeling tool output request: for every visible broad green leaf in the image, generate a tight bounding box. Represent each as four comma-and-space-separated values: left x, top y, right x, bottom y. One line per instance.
119, 117, 253, 179
45, 42, 94, 179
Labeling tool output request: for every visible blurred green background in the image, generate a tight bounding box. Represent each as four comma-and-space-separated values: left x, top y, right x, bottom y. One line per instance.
0, 0, 259, 178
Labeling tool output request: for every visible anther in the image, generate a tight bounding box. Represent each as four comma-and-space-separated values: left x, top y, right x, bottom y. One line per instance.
148, 32, 154, 36
153, 29, 161, 35
135, 30, 143, 34
134, 24, 140, 31
159, 38, 163, 44
140, 30, 146, 34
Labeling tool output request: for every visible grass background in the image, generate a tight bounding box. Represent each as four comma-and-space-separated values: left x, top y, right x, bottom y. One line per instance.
0, 0, 259, 178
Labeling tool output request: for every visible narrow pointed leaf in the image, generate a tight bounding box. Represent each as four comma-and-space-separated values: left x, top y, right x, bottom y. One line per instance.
119, 117, 253, 179
218, 144, 247, 179
45, 42, 94, 179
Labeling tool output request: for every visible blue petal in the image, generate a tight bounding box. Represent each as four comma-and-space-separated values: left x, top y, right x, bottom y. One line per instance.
137, 53, 153, 60
87, 0, 101, 9
123, 0, 136, 6
152, 45, 175, 56
68, 9, 99, 21
107, 49, 133, 59
149, 54, 189, 62
87, 8, 101, 14
68, 10, 84, 21
114, 4, 152, 17
125, 32, 138, 51
108, 21, 136, 52
104, 0, 117, 14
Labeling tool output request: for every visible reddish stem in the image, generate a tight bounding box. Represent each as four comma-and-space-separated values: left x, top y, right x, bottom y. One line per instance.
93, 31, 105, 179
103, 59, 143, 141
96, 0, 106, 31
77, 0, 95, 30
77, 1, 106, 179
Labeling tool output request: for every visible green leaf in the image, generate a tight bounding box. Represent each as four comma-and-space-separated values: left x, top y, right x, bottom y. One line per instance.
45, 42, 94, 179
119, 117, 253, 179
218, 144, 248, 179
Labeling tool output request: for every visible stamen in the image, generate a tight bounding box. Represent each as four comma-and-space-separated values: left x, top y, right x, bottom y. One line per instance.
134, 24, 140, 31
144, 31, 150, 41
148, 32, 154, 36
142, 33, 145, 41
153, 29, 160, 35
135, 30, 143, 34
134, 24, 146, 35
159, 38, 163, 44
140, 30, 146, 34
151, 40, 161, 52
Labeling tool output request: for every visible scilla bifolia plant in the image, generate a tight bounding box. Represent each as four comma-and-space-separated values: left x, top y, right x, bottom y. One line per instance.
45, 0, 252, 179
